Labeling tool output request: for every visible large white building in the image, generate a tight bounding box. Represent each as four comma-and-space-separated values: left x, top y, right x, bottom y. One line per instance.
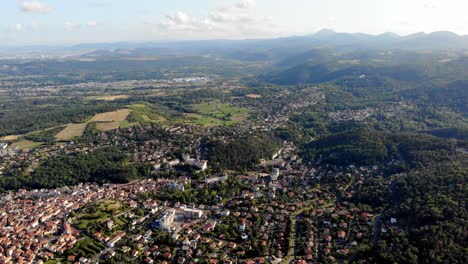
152, 210, 175, 231
182, 153, 208, 171
181, 207, 204, 219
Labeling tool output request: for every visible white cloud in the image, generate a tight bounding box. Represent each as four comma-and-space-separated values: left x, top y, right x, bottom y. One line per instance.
166, 12, 191, 25
64, 21, 81, 31
156, 0, 282, 38
87, 21, 98, 27
20, 1, 52, 13
13, 24, 24, 32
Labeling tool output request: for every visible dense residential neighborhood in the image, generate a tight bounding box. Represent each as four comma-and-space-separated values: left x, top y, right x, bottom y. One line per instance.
0, 120, 391, 263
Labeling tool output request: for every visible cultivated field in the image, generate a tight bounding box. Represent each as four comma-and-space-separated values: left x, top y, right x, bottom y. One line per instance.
95, 122, 121, 132
11, 140, 43, 149
55, 123, 88, 141
0, 135, 20, 142
90, 109, 131, 122
54, 109, 131, 140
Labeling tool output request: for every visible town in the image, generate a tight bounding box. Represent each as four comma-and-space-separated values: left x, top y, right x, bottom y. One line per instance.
0, 122, 399, 263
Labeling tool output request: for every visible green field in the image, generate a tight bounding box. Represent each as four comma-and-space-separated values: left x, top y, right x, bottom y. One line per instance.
11, 140, 44, 149
73, 200, 128, 230
128, 103, 169, 124
189, 100, 249, 126
191, 100, 249, 117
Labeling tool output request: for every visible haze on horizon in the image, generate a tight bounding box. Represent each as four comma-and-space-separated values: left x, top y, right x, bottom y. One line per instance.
2, 0, 468, 45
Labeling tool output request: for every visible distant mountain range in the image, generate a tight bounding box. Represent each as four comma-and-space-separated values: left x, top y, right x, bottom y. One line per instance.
75, 30, 468, 59
1, 29, 468, 60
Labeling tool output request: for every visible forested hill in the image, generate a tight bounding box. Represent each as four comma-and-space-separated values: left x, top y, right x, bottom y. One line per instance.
301, 129, 456, 167
353, 160, 468, 263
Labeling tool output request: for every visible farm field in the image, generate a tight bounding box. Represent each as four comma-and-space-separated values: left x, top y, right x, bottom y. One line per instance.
0, 135, 20, 142
11, 140, 43, 149
90, 109, 131, 122
55, 123, 88, 141
95, 122, 121, 132
55, 109, 131, 140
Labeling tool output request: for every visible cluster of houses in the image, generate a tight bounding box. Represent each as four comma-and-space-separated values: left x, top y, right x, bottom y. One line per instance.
0, 179, 164, 263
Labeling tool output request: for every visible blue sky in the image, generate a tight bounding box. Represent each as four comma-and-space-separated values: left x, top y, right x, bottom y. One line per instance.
2, 0, 468, 45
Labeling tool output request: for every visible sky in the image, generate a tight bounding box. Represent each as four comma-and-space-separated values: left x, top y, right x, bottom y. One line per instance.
2, 0, 468, 45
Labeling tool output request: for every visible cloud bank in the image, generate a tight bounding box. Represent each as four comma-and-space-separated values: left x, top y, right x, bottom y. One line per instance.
20, 0, 52, 13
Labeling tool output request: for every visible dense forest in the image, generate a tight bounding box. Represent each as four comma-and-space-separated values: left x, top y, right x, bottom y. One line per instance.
301, 129, 456, 167
354, 161, 468, 264
203, 132, 282, 171
0, 147, 145, 191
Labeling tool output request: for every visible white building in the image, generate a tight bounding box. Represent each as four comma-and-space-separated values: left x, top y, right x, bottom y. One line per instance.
152, 210, 175, 231
182, 153, 208, 171
205, 174, 228, 184
181, 207, 204, 219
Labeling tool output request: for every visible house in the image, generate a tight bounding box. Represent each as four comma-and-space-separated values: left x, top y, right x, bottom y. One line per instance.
239, 218, 247, 231
106, 232, 126, 247
338, 230, 346, 239
204, 222, 217, 232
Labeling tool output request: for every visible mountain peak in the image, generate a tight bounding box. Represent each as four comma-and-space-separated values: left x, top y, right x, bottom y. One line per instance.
315, 29, 337, 37
429, 31, 459, 38
378, 32, 400, 38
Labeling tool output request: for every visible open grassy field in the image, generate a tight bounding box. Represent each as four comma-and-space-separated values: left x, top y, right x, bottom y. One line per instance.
119, 120, 137, 129
85, 95, 129, 101
192, 100, 249, 117
90, 109, 131, 122
189, 100, 249, 126
128, 104, 168, 124
55, 123, 88, 141
11, 140, 43, 149
95, 122, 121, 132
74, 200, 127, 230
184, 113, 225, 126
